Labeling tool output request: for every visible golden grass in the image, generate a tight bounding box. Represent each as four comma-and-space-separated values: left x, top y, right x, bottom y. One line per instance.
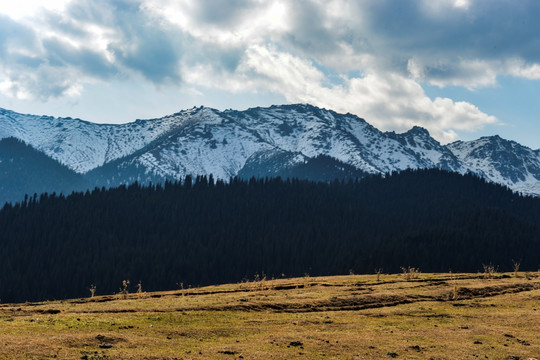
0, 272, 539, 359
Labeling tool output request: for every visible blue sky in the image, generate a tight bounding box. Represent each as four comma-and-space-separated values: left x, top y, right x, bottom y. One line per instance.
0, 0, 539, 148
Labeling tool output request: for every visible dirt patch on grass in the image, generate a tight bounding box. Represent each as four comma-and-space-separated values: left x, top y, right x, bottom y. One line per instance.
60, 333, 128, 348
34, 308, 61, 314
448, 282, 538, 300
187, 293, 426, 313
56, 280, 540, 316
184, 281, 540, 313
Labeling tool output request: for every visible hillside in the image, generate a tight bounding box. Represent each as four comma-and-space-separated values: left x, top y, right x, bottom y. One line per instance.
0, 273, 538, 359
0, 137, 86, 204
1, 105, 540, 200
1, 170, 539, 303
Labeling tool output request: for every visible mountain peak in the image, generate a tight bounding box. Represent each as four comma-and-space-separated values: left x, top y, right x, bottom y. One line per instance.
478, 134, 503, 143
1, 104, 539, 197
385, 125, 431, 141
406, 125, 431, 137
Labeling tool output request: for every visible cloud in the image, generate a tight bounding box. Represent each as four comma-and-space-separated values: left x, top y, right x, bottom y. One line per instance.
148, 0, 540, 88
505, 60, 540, 80
0, 0, 70, 20
0, 14, 82, 99
41, 38, 116, 79
0, 0, 184, 100
183, 45, 496, 142
0, 14, 38, 58
407, 58, 499, 89
1, 0, 537, 138
362, 0, 540, 86
182, 0, 259, 27
247, 46, 498, 143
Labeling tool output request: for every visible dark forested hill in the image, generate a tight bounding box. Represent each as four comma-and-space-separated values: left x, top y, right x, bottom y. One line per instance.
0, 169, 539, 303
237, 153, 368, 182
0, 137, 86, 205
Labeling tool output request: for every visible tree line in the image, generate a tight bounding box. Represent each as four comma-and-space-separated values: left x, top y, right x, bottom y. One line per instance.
0, 169, 539, 303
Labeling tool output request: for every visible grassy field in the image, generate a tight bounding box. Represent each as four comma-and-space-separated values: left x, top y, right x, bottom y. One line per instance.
0, 272, 539, 360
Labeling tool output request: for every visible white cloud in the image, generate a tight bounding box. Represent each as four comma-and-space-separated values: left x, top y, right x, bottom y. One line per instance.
146, 0, 540, 90
142, 0, 290, 47
453, 0, 470, 9
3, 0, 538, 140
408, 58, 499, 89
0, 0, 71, 20
184, 45, 497, 143
506, 60, 540, 80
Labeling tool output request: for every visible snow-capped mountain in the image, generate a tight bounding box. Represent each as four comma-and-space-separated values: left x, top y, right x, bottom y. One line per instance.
448, 136, 540, 196
0, 107, 186, 173
86, 104, 457, 183
1, 104, 539, 200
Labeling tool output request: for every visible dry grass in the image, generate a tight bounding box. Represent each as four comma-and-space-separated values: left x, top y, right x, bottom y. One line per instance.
0, 272, 539, 359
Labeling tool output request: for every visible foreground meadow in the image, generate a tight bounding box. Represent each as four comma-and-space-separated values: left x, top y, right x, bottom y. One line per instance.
0, 272, 538, 360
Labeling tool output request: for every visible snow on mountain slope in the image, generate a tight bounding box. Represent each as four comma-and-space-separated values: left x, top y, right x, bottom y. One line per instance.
225, 104, 459, 173
0, 108, 195, 173
387, 126, 464, 172
448, 136, 540, 196
127, 107, 279, 180
95, 104, 462, 183
2, 104, 539, 196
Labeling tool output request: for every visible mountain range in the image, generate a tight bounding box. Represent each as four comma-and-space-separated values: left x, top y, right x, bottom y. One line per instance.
1, 104, 539, 204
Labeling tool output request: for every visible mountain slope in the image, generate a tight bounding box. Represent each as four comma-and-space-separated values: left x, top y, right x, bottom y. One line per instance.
448, 136, 540, 195
0, 105, 464, 177
386, 126, 464, 172
237, 152, 368, 181
0, 107, 186, 173
227, 104, 463, 173
1, 104, 539, 195
82, 104, 465, 186
0, 137, 86, 204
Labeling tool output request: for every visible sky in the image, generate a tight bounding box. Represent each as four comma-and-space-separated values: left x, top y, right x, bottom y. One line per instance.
0, 0, 539, 148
